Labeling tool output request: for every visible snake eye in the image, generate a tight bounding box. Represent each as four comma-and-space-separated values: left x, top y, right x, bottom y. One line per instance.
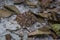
48, 12, 51, 13
36, 24, 40, 27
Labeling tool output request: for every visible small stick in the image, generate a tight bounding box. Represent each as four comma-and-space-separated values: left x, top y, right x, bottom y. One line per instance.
5, 34, 11, 40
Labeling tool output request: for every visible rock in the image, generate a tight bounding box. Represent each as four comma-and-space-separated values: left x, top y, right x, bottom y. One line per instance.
14, 0, 25, 3
15, 5, 29, 14
0, 36, 6, 40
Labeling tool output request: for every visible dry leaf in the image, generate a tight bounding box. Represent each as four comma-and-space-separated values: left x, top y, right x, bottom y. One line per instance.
39, 0, 52, 7
4, 5, 20, 14
0, 9, 12, 18
28, 29, 51, 36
